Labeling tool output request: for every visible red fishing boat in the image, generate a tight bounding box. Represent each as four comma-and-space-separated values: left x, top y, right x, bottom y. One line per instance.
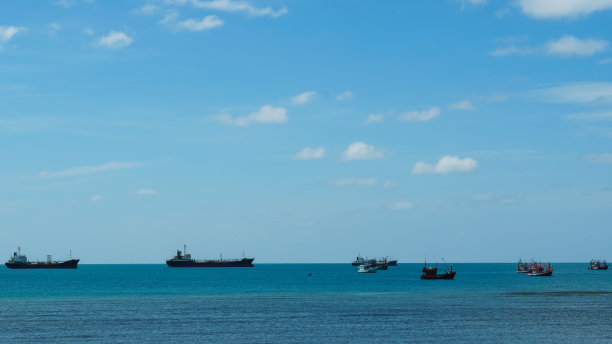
527, 262, 553, 276
420, 259, 456, 280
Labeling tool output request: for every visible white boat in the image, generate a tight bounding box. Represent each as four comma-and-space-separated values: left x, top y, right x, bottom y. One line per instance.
357, 264, 377, 273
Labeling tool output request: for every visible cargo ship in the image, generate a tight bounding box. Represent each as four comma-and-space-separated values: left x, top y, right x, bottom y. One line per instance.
5, 247, 79, 269
166, 245, 254, 267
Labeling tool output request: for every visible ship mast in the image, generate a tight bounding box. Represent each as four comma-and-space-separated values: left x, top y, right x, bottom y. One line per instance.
184, 244, 187, 255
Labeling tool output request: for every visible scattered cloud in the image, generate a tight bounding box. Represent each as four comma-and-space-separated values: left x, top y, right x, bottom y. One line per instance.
412, 156, 478, 174
48, 22, 61, 36
341, 142, 384, 161
383, 180, 396, 189
136, 188, 157, 195
449, 100, 475, 110
397, 107, 440, 122
178, 15, 224, 31
0, 26, 21, 44
487, 94, 508, 102
546, 35, 608, 56
291, 91, 316, 105
54, 0, 73, 8
566, 111, 612, 121
132, 4, 159, 15
599, 58, 612, 65
517, 0, 612, 19
336, 91, 354, 100
159, 11, 180, 25
186, 0, 288, 18
491, 35, 608, 57
294, 147, 325, 160
39, 161, 146, 178
468, 192, 522, 205
333, 178, 378, 186
532, 82, 612, 104
90, 194, 103, 202
84, 27, 94, 35
208, 105, 287, 126
390, 201, 413, 211
581, 153, 612, 163
97, 31, 133, 49
365, 113, 384, 125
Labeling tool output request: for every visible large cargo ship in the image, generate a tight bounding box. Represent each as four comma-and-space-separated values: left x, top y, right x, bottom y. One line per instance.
166, 245, 254, 267
5, 247, 79, 269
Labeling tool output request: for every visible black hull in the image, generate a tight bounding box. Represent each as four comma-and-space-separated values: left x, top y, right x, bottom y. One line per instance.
421, 271, 456, 280
5, 259, 79, 269
166, 258, 254, 267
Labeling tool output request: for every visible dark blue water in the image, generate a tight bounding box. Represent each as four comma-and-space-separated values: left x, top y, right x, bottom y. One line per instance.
1, 264, 610, 343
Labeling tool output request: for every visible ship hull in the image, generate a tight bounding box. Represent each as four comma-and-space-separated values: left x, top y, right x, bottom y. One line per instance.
5, 259, 79, 269
166, 258, 254, 267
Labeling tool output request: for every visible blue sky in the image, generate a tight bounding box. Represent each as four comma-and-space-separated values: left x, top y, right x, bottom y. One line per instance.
1, 0, 611, 263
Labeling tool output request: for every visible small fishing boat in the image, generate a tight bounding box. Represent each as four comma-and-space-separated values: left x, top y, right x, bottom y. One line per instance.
357, 264, 377, 273
517, 259, 530, 273
420, 259, 455, 280
528, 262, 553, 276
588, 259, 608, 270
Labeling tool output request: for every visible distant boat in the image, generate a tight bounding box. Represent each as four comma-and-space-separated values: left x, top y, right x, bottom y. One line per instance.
352, 254, 376, 266
528, 262, 553, 276
588, 259, 608, 270
377, 257, 397, 268
357, 264, 377, 273
420, 259, 456, 280
517, 259, 530, 273
5, 247, 79, 269
166, 245, 254, 267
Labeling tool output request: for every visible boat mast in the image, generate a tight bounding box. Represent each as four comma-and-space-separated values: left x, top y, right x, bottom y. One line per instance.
184, 244, 187, 255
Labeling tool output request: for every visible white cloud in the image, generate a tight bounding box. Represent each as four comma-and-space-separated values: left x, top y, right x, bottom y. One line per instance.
294, 147, 325, 160
39, 161, 145, 178
136, 188, 157, 195
208, 105, 287, 126
341, 142, 384, 161
365, 113, 384, 125
178, 15, 224, 31
90, 194, 103, 202
491, 35, 608, 57
159, 11, 180, 25
188, 0, 288, 18
0, 26, 20, 43
84, 27, 94, 35
489, 46, 535, 56
533, 82, 612, 104
582, 153, 612, 163
336, 91, 354, 100
54, 0, 73, 8
449, 100, 475, 110
132, 4, 159, 15
487, 94, 508, 102
599, 58, 612, 64
472, 192, 493, 200
397, 107, 440, 122
383, 180, 396, 189
412, 156, 478, 174
566, 111, 612, 121
291, 91, 316, 105
334, 178, 378, 186
518, 0, 612, 19
390, 201, 413, 211
546, 35, 608, 56
97, 31, 133, 49
48, 22, 61, 36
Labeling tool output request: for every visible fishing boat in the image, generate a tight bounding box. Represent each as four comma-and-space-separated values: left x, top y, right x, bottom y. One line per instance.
420, 259, 456, 280
352, 254, 376, 266
588, 259, 608, 270
357, 264, 377, 273
517, 259, 530, 273
527, 262, 553, 276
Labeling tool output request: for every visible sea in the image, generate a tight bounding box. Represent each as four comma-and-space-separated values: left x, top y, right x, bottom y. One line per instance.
1, 263, 611, 343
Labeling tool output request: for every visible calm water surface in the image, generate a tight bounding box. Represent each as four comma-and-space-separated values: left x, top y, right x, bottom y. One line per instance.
1, 263, 610, 343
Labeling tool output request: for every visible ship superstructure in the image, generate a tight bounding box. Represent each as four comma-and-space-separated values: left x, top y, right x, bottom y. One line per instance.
166, 245, 254, 267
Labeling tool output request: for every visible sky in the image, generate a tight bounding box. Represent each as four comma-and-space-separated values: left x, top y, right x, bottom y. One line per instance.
1, 0, 611, 263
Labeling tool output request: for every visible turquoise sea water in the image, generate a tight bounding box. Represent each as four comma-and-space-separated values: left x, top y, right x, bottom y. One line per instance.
1, 263, 610, 343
